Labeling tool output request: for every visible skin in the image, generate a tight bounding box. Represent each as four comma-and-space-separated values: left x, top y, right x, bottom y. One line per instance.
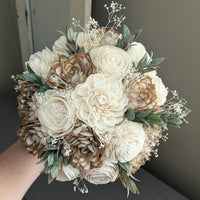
0, 141, 44, 200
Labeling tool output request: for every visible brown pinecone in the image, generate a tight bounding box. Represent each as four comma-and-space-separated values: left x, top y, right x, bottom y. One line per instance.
17, 81, 37, 124
46, 52, 96, 89
130, 126, 163, 174
124, 73, 157, 111
17, 120, 49, 158
61, 121, 105, 172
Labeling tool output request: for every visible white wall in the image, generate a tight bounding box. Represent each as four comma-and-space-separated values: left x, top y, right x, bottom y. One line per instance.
0, 0, 22, 91
30, 0, 86, 51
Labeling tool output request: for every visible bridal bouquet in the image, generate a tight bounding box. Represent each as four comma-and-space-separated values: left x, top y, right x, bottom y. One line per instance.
14, 1, 190, 196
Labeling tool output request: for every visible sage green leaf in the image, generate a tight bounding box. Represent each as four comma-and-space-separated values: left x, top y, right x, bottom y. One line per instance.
129, 174, 140, 182
136, 110, 151, 119
125, 109, 135, 121
161, 115, 168, 123
122, 25, 130, 40
26, 64, 35, 74
148, 115, 163, 125
48, 173, 54, 184
51, 165, 59, 179
44, 161, 49, 174
148, 57, 165, 67
141, 119, 151, 128
142, 67, 158, 74
118, 162, 130, 173
48, 152, 54, 166
167, 121, 181, 128
126, 187, 130, 198
127, 178, 140, 194
128, 29, 142, 43
168, 117, 182, 125
137, 53, 148, 71
161, 123, 168, 130
67, 26, 74, 41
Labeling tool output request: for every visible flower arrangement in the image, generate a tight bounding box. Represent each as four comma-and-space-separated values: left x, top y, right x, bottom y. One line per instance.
14, 1, 190, 196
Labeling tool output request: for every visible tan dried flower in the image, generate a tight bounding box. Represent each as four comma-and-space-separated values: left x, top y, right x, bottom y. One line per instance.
129, 126, 163, 174
61, 120, 105, 172
124, 73, 157, 111
100, 29, 121, 46
46, 53, 96, 89
17, 81, 37, 124
17, 120, 49, 158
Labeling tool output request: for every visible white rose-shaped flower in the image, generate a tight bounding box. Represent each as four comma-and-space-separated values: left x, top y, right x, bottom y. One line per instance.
106, 120, 145, 163
127, 42, 151, 66
26, 47, 57, 79
90, 46, 132, 80
151, 75, 168, 106
84, 161, 118, 184
52, 35, 69, 57
72, 74, 128, 134
56, 164, 80, 182
35, 90, 76, 137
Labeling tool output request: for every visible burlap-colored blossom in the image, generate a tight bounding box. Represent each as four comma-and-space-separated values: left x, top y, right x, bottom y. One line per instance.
46, 53, 96, 89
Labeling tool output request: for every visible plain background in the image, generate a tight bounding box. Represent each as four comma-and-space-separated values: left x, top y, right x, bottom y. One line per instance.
0, 0, 199, 199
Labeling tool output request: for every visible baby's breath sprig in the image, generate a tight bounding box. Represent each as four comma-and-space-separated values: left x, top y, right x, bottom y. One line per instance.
104, 1, 126, 29
73, 178, 88, 194
164, 89, 191, 123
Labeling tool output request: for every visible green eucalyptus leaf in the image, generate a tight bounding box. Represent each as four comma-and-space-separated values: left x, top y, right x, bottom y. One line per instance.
128, 178, 140, 194
135, 110, 151, 119
148, 115, 163, 125
168, 117, 182, 125
122, 25, 131, 40
137, 53, 148, 72
161, 123, 168, 130
128, 29, 142, 43
148, 57, 165, 67
26, 64, 35, 74
125, 109, 135, 121
48, 152, 55, 166
119, 162, 130, 173
51, 165, 59, 179
140, 119, 151, 128
67, 26, 74, 41
48, 173, 54, 184
43, 161, 49, 174
167, 121, 181, 128
142, 67, 158, 74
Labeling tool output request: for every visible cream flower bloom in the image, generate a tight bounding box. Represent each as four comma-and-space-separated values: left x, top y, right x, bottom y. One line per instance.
26, 47, 57, 79
90, 46, 132, 80
144, 72, 168, 106
106, 120, 145, 163
35, 90, 76, 137
151, 75, 168, 106
52, 35, 69, 57
84, 161, 118, 184
71, 74, 128, 134
127, 42, 151, 66
56, 164, 80, 182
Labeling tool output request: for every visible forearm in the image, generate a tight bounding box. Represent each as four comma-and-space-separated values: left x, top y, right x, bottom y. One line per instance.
0, 141, 44, 200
